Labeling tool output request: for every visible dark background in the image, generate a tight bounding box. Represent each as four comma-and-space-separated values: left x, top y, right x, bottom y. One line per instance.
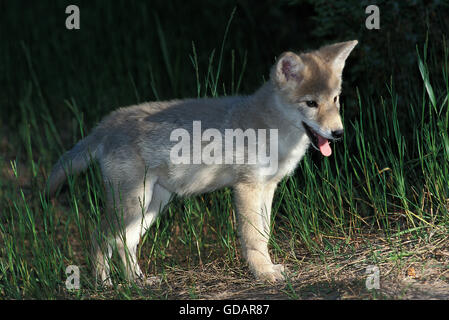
1, 0, 447, 131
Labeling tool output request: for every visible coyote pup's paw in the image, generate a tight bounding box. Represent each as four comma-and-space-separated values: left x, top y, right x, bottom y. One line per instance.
127, 275, 162, 288
117, 275, 162, 288
141, 275, 162, 286
255, 264, 286, 283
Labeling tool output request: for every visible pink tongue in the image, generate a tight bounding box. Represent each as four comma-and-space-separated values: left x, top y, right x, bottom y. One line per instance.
317, 135, 332, 157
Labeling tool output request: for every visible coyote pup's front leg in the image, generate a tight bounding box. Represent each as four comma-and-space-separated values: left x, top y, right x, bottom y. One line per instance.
234, 182, 285, 282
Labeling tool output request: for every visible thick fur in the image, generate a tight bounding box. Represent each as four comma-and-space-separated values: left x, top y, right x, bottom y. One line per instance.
48, 40, 357, 284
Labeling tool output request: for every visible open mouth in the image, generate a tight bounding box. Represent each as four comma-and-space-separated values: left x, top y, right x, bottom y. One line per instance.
302, 122, 333, 157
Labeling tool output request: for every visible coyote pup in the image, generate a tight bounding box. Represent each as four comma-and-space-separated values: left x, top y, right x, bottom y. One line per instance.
49, 40, 357, 284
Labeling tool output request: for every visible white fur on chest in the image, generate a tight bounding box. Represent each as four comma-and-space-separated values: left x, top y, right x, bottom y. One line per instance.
269, 133, 310, 182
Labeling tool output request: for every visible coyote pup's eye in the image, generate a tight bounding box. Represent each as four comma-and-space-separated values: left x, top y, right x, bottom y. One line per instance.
334, 96, 339, 103
306, 100, 318, 108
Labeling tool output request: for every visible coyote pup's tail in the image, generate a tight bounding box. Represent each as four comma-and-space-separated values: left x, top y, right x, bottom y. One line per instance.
47, 134, 102, 196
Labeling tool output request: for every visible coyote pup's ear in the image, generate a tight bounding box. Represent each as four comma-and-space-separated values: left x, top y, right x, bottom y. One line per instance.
271, 52, 305, 89
317, 40, 358, 75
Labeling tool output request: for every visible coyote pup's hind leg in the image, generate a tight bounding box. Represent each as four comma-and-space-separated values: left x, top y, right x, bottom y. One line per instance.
92, 152, 157, 284
92, 180, 173, 285
113, 173, 157, 283
116, 182, 172, 285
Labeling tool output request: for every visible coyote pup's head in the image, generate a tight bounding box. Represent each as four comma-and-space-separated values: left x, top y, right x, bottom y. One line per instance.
271, 40, 358, 157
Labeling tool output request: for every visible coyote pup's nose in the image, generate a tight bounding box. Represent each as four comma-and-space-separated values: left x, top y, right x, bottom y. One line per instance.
331, 129, 344, 140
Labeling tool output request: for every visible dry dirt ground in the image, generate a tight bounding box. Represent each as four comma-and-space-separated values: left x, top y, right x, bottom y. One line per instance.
91, 234, 449, 300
